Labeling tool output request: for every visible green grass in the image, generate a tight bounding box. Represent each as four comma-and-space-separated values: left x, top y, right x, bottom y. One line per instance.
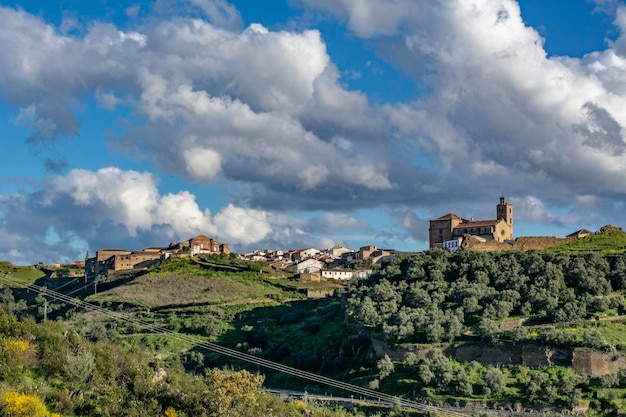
121, 332, 200, 353
0, 261, 47, 283
544, 231, 626, 254
87, 259, 303, 309
596, 321, 626, 348
88, 272, 288, 308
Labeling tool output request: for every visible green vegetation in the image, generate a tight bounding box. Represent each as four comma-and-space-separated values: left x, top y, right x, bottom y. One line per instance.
6, 249, 626, 415
343, 248, 626, 414
545, 225, 626, 254
211, 298, 373, 391
0, 262, 46, 283
0, 311, 364, 417
88, 257, 304, 309
347, 249, 626, 345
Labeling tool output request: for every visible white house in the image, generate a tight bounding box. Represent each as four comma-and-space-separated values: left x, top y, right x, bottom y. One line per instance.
290, 258, 323, 274
321, 268, 373, 281
443, 237, 463, 252
327, 246, 353, 258
321, 269, 354, 281
291, 248, 321, 262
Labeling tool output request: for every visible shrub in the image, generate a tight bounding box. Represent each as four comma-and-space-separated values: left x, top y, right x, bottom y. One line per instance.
0, 390, 59, 417
163, 407, 178, 417
0, 338, 37, 382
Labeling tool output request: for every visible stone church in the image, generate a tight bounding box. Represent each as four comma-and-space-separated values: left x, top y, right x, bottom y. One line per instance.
429, 197, 513, 250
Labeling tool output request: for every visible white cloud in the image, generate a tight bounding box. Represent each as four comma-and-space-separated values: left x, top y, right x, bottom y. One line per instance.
345, 0, 626, 196
49, 167, 160, 235
184, 148, 222, 181
213, 205, 271, 244
154, 191, 214, 238
0, 7, 397, 198
5, 1, 626, 262
0, 167, 379, 264
0, 11, 395, 252
301, 0, 422, 37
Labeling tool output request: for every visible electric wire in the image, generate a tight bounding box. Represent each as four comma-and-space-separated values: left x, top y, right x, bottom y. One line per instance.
1, 275, 472, 416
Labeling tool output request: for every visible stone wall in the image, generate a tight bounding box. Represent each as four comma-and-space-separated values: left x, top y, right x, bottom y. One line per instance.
444, 344, 572, 368
572, 350, 626, 377
462, 236, 512, 252
462, 235, 575, 252
512, 236, 573, 250
378, 338, 626, 377
306, 289, 335, 298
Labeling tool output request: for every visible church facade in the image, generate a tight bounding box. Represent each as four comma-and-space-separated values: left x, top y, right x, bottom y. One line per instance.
429, 197, 513, 249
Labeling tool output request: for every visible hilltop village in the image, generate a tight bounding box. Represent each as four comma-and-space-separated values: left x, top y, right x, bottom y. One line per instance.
83, 234, 389, 281
429, 196, 593, 252
78, 196, 599, 281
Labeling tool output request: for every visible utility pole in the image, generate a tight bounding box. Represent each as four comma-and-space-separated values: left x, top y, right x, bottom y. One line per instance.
43, 299, 47, 322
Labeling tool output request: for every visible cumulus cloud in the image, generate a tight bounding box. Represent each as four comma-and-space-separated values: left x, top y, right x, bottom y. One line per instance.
213, 205, 271, 244
0, 5, 399, 210
0, 167, 374, 264
183, 148, 222, 181
306, 0, 626, 211
4, 1, 626, 262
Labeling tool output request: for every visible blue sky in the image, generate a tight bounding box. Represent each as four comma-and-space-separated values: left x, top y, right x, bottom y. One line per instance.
2, 0, 626, 265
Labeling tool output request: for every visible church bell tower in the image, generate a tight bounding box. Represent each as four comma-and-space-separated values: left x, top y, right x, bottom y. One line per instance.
496, 196, 513, 237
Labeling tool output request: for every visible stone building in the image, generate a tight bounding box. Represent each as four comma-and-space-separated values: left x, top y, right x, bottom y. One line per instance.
188, 235, 230, 256
84, 249, 162, 279
429, 197, 513, 249
84, 234, 230, 279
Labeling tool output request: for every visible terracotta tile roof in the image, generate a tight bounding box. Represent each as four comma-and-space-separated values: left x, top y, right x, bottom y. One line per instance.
433, 213, 465, 221
191, 235, 211, 240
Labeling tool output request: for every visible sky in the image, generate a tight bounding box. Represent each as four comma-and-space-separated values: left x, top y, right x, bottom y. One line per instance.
2, 0, 626, 265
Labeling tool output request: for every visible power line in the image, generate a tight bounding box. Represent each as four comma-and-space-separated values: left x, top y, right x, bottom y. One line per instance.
2, 275, 473, 416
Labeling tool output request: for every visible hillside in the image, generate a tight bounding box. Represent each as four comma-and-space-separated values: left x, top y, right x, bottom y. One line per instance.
344, 249, 626, 414
0, 258, 390, 417
5, 249, 626, 415
0, 261, 46, 282
0, 311, 363, 417
543, 225, 626, 254
87, 257, 301, 309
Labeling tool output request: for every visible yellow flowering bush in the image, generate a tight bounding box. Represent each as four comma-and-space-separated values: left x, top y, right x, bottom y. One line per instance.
0, 338, 37, 382
293, 400, 307, 412
163, 407, 178, 417
0, 390, 59, 417
1, 339, 36, 363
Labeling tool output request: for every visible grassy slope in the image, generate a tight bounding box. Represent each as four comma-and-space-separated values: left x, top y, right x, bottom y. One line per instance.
86, 258, 305, 309
543, 229, 626, 254
0, 261, 46, 282
10, 242, 626, 413
74, 259, 369, 392
88, 272, 290, 308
